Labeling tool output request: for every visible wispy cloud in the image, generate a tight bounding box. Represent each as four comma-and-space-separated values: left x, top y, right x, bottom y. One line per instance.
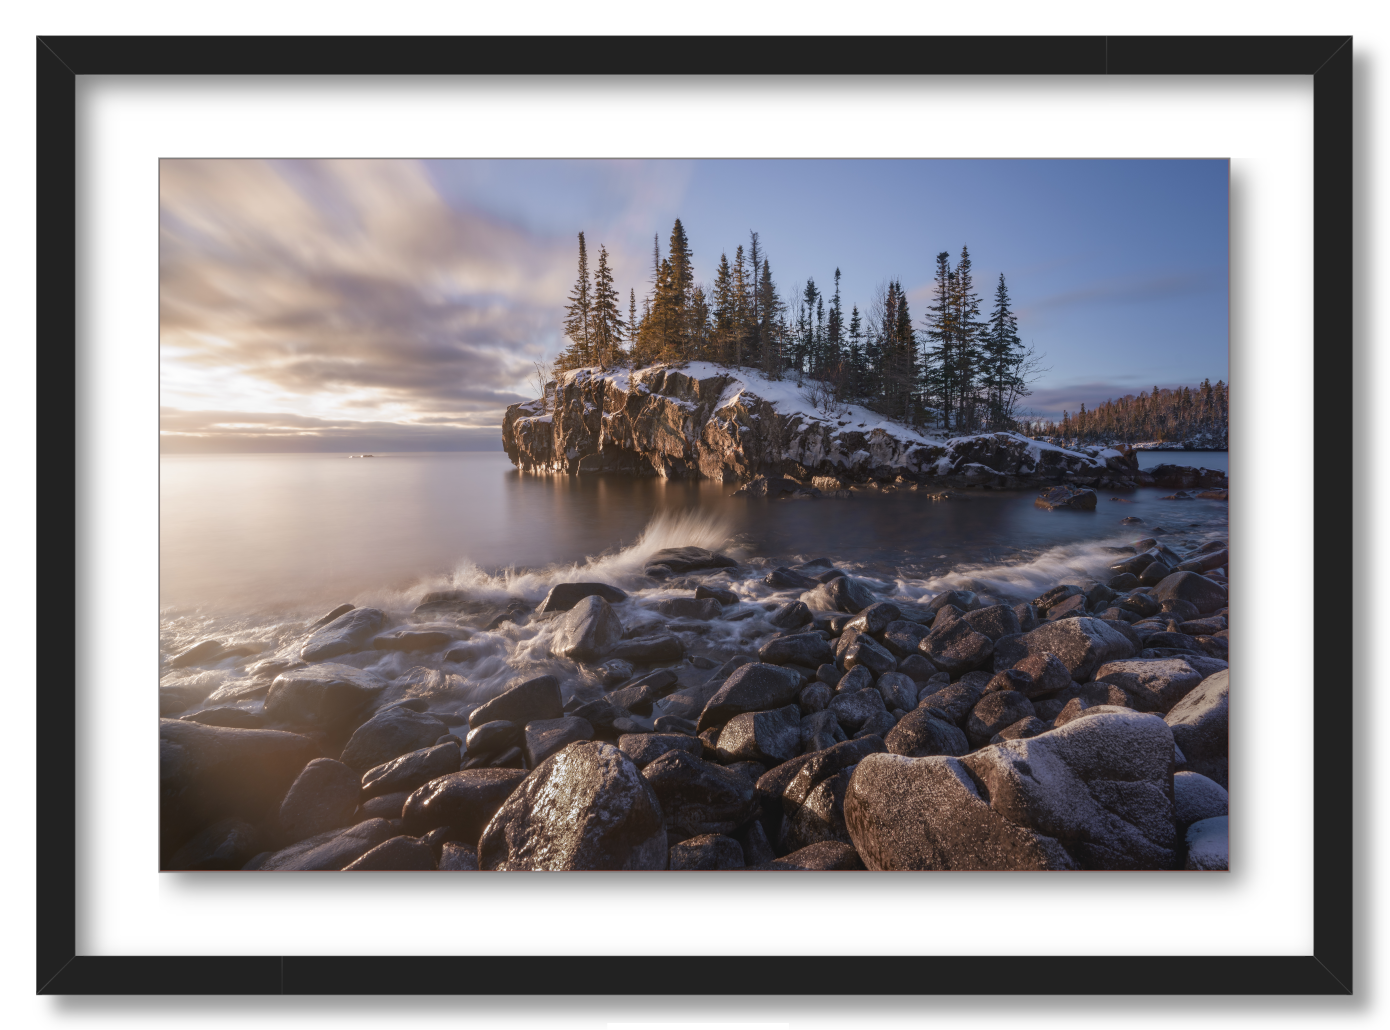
1016, 270, 1222, 318
158, 407, 504, 453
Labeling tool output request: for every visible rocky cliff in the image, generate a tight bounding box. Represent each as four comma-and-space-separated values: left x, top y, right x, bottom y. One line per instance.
501, 362, 1145, 490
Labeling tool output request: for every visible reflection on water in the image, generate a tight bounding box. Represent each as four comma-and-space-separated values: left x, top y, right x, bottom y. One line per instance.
161, 450, 1229, 618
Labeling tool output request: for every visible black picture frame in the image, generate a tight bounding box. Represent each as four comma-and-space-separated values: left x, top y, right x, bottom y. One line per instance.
37, 35, 1352, 996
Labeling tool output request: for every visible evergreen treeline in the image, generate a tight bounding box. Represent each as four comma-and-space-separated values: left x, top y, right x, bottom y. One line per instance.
1033, 381, 1229, 447
556, 221, 1039, 433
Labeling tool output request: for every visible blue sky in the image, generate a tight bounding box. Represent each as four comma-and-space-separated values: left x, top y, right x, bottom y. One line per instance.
160, 158, 1226, 451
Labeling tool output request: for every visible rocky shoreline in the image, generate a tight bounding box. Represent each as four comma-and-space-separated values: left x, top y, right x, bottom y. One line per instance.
499, 363, 1229, 498
161, 537, 1230, 872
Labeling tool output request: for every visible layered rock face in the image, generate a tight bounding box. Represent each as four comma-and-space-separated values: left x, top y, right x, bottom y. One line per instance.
502, 363, 1132, 487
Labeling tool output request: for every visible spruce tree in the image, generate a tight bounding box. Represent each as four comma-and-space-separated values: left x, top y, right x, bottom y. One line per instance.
981, 272, 1023, 428
713, 252, 736, 365
589, 244, 625, 368
558, 231, 593, 371
846, 304, 865, 399
732, 244, 749, 368
951, 245, 983, 430
923, 251, 956, 429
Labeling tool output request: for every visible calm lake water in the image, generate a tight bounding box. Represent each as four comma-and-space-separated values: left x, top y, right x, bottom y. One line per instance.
161, 450, 1229, 618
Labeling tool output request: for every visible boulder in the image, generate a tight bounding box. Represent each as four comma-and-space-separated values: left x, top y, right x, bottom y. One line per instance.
339, 707, 449, 774
1138, 561, 1174, 587
536, 582, 627, 613
781, 768, 855, 852
1013, 603, 1040, 633
464, 720, 523, 761
619, 732, 703, 768
848, 602, 902, 635
1034, 486, 1097, 510
262, 663, 388, 727
356, 791, 410, 821
966, 691, 1037, 746
876, 671, 919, 712
645, 546, 738, 576
342, 835, 437, 871
669, 833, 746, 870
760, 632, 835, 668
842, 636, 897, 676
168, 817, 262, 870
764, 841, 865, 870
552, 595, 624, 662
769, 600, 814, 629
896, 654, 938, 683
524, 716, 595, 768
401, 768, 529, 839
800, 709, 847, 753
829, 688, 887, 733
928, 590, 978, 614
781, 736, 886, 812
643, 749, 760, 838
884, 707, 970, 758
1093, 657, 1205, 713
915, 680, 984, 727
309, 603, 355, 629
882, 620, 932, 658
257, 818, 396, 871
1174, 770, 1229, 827
359, 742, 461, 800
602, 669, 680, 715
1154, 572, 1227, 615
767, 567, 818, 590
1044, 594, 1089, 621
855, 709, 897, 740
167, 639, 224, 669
1184, 816, 1229, 870
1033, 584, 1084, 615
798, 681, 833, 714
438, 842, 480, 870
989, 716, 1048, 744
697, 663, 802, 731
993, 618, 1136, 682
159, 719, 319, 855
1107, 573, 1142, 591
836, 665, 875, 694
608, 634, 685, 663
372, 628, 454, 652
696, 584, 739, 605
478, 741, 667, 870
180, 706, 264, 729
803, 575, 877, 614
468, 675, 563, 729
737, 820, 777, 867
299, 607, 385, 662
920, 612, 994, 676
963, 604, 1023, 641
715, 705, 802, 766
983, 669, 1035, 696
1165, 670, 1229, 788
652, 597, 722, 621
277, 758, 361, 843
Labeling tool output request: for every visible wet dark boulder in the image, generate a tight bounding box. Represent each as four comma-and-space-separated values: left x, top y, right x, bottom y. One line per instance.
1033, 584, 1084, 615
465, 720, 524, 762
835, 665, 875, 694
356, 791, 410, 821
524, 716, 595, 768
438, 841, 480, 870
603, 669, 680, 715
1144, 631, 1203, 652
763, 840, 865, 870
697, 663, 802, 731
1174, 770, 1229, 828
669, 833, 746, 870
798, 681, 833, 714
1174, 549, 1228, 575
737, 820, 777, 866
896, 654, 938, 683
781, 736, 886, 813
760, 631, 835, 668
372, 628, 454, 652
927, 589, 978, 615
619, 732, 703, 768
1119, 591, 1162, 618
1093, 657, 1205, 714
963, 604, 1023, 641
983, 668, 1035, 696
1138, 560, 1174, 587
696, 584, 739, 605
966, 691, 1037, 746
989, 716, 1048, 744
167, 639, 224, 669
339, 706, 449, 774
479, 741, 667, 870
263, 663, 388, 728
536, 582, 627, 613
884, 707, 970, 758
1034, 486, 1097, 511
160, 719, 320, 856
168, 817, 262, 870
1107, 572, 1142, 591
915, 680, 984, 727
1044, 594, 1089, 621
846, 602, 902, 635
829, 687, 887, 733
766, 567, 818, 590
469, 675, 563, 730
920, 607, 994, 676
608, 634, 685, 663
800, 709, 847, 753
276, 757, 361, 842
875, 671, 919, 712
360, 742, 461, 800
343, 835, 437, 871
882, 620, 932, 658
646, 546, 738, 576
257, 818, 396, 871
180, 706, 265, 729
401, 767, 528, 839
992, 617, 1136, 683
715, 704, 802, 766
552, 595, 624, 662
1154, 572, 1227, 615
299, 607, 385, 662
802, 575, 877, 614
1013, 603, 1040, 633
769, 600, 814, 629
653, 596, 723, 621
641, 748, 759, 838
842, 636, 897, 676
781, 768, 855, 852
1165, 670, 1229, 788
845, 753, 1075, 870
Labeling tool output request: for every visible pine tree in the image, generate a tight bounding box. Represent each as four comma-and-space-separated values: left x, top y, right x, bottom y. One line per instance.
589, 244, 625, 368
712, 252, 736, 365
981, 272, 1023, 428
758, 258, 780, 377
950, 245, 983, 430
923, 251, 956, 429
558, 231, 593, 371
748, 233, 763, 369
845, 304, 865, 399
826, 268, 844, 378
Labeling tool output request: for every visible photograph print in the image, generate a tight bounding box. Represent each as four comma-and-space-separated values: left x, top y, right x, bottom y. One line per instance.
158, 158, 1230, 873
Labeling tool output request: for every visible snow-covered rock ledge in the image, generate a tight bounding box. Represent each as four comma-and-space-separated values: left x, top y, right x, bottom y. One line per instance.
502, 363, 1144, 490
